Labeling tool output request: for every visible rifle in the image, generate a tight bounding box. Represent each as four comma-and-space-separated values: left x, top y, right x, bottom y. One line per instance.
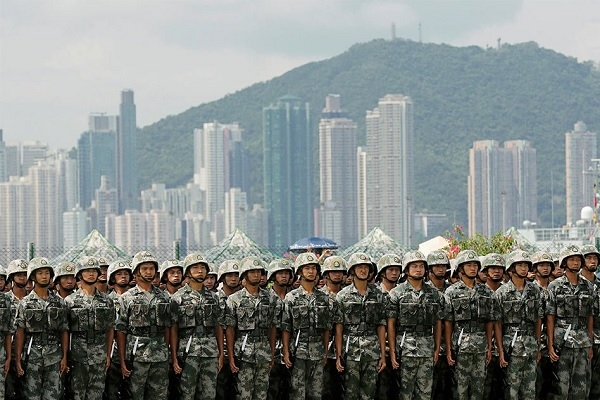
119, 336, 139, 400
550, 323, 571, 392
502, 330, 518, 388
169, 335, 192, 399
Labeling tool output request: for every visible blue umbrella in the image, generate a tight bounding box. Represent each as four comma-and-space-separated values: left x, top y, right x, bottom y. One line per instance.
288, 236, 339, 251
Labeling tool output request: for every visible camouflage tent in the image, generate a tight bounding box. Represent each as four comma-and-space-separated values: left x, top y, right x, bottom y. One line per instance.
52, 229, 130, 264
205, 228, 277, 266
339, 227, 410, 261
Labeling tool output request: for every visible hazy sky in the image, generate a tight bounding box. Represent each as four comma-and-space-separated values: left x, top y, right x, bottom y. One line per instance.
2, 0, 599, 149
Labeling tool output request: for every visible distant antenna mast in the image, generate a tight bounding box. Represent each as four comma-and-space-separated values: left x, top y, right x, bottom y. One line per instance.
391, 22, 396, 40
497, 37, 501, 49
419, 23, 422, 43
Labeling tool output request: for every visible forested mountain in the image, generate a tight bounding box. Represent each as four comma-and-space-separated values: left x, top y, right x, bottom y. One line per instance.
137, 38, 600, 230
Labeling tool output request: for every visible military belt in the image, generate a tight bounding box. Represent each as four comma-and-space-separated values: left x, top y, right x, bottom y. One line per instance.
503, 323, 536, 336
72, 330, 107, 345
28, 332, 60, 345
180, 325, 213, 337
238, 328, 269, 338
556, 318, 588, 330
130, 326, 164, 337
399, 325, 434, 335
455, 321, 485, 333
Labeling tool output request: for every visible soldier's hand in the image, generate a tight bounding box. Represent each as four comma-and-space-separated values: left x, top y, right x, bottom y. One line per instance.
433, 349, 439, 365
589, 347, 594, 361
4, 358, 10, 377
548, 348, 559, 362
322, 357, 328, 367
269, 357, 275, 370
105, 356, 111, 373
16, 361, 24, 377
218, 354, 224, 372
390, 354, 399, 369
336, 357, 344, 372
377, 356, 386, 373
172, 360, 183, 374
485, 349, 492, 365
60, 357, 69, 375
229, 358, 240, 374
536, 351, 541, 364
283, 354, 293, 369
446, 353, 455, 367
498, 353, 508, 368
121, 362, 131, 378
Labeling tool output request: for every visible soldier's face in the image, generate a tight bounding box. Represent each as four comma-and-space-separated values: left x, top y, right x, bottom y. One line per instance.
0, 276, 5, 291
187, 264, 207, 281
430, 265, 447, 280
512, 262, 530, 278
246, 269, 262, 286
114, 270, 131, 287
79, 269, 99, 285
300, 264, 318, 282
327, 271, 344, 284
486, 266, 504, 282
98, 266, 108, 282
353, 264, 370, 280
565, 256, 581, 271
136, 263, 157, 283
585, 254, 599, 272
12, 272, 27, 288
204, 275, 216, 290
407, 261, 425, 280
224, 273, 240, 289
275, 270, 291, 286
34, 268, 52, 287
384, 266, 401, 282
535, 262, 552, 278
59, 275, 76, 290
167, 268, 182, 285
461, 262, 479, 279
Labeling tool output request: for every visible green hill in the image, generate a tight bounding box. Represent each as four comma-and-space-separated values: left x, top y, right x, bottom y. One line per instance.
137, 38, 600, 231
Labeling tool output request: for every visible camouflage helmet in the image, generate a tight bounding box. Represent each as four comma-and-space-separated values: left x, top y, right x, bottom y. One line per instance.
401, 251, 427, 272
450, 258, 459, 279
321, 256, 347, 274
294, 252, 320, 276
54, 261, 77, 282
76, 256, 102, 277
97, 257, 109, 267
559, 245, 585, 268
107, 260, 133, 285
159, 259, 183, 282
347, 252, 374, 275
531, 251, 554, 268
480, 253, 505, 271
217, 259, 240, 282
505, 250, 532, 271
377, 254, 403, 276
427, 250, 450, 269
0, 265, 6, 278
131, 251, 159, 273
7, 259, 28, 281
207, 263, 218, 277
182, 252, 210, 276
580, 244, 600, 264
239, 256, 266, 278
27, 257, 54, 281
551, 252, 559, 264
455, 250, 481, 270
267, 258, 294, 282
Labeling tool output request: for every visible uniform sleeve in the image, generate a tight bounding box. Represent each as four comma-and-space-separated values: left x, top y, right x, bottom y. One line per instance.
57, 298, 69, 332
15, 301, 25, 329
387, 291, 398, 320
115, 296, 129, 332
224, 296, 237, 327
2, 296, 14, 334
170, 295, 181, 326
376, 292, 386, 326
545, 287, 556, 316
280, 296, 293, 333
442, 292, 454, 322
332, 295, 344, 325
490, 292, 501, 322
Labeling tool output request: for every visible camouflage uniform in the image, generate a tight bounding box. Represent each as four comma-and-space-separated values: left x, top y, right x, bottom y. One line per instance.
15, 262, 69, 400
388, 270, 444, 399
281, 269, 332, 400
531, 251, 553, 400
333, 254, 386, 400
115, 284, 172, 400
494, 251, 542, 400
0, 286, 13, 400
580, 244, 600, 400
443, 250, 497, 400
546, 246, 594, 400
224, 278, 278, 399
65, 285, 116, 400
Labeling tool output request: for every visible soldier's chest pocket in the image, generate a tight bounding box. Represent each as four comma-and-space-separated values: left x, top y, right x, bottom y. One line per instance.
94, 305, 113, 330
257, 303, 272, 328
423, 302, 439, 325
200, 301, 219, 327
130, 304, 150, 327
556, 294, 577, 318
47, 306, 66, 330
579, 294, 593, 317
180, 304, 196, 327
346, 301, 362, 324
399, 302, 420, 325
24, 308, 45, 332
365, 300, 381, 324
477, 295, 492, 319
313, 304, 330, 329
524, 298, 538, 323
292, 304, 309, 329
0, 305, 10, 327
70, 308, 89, 331
452, 296, 472, 321
503, 300, 522, 324
155, 302, 170, 326
236, 306, 255, 330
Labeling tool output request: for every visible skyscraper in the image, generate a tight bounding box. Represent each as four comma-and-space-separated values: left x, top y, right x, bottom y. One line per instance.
317, 95, 358, 246
263, 96, 314, 249
565, 121, 597, 225
0, 129, 6, 182
117, 89, 138, 212
468, 140, 537, 236
78, 114, 117, 208
365, 94, 414, 245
